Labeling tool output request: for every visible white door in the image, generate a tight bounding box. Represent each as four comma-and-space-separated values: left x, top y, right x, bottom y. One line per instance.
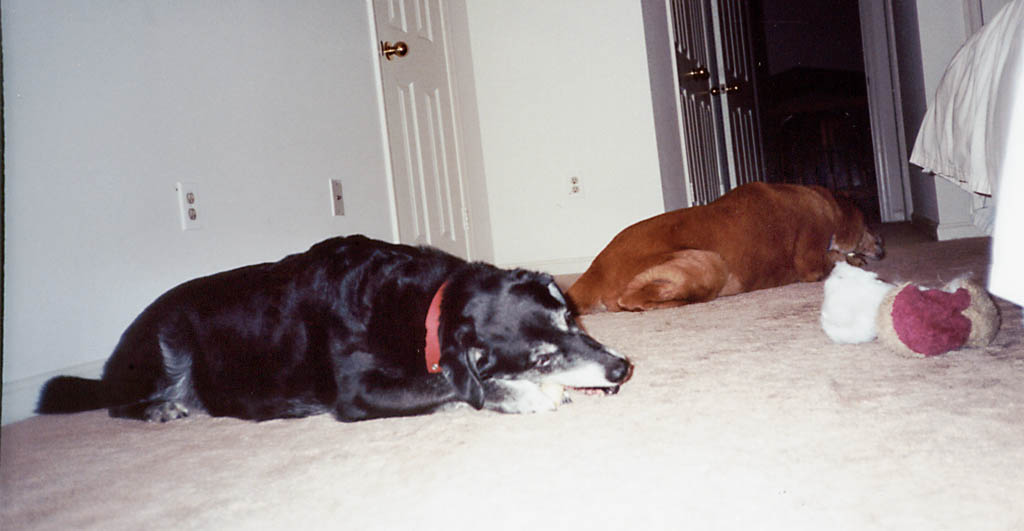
373, 0, 471, 259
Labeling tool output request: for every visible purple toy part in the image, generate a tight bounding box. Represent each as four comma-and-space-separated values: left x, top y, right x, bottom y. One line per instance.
890, 285, 972, 356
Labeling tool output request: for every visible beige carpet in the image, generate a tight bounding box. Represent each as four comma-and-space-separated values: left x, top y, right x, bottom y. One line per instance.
3, 236, 1023, 530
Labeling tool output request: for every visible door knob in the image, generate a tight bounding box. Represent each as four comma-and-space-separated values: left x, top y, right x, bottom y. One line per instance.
380, 41, 408, 61
684, 67, 710, 81
709, 85, 740, 96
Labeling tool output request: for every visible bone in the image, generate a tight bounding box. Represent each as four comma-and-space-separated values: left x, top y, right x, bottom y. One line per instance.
540, 382, 566, 407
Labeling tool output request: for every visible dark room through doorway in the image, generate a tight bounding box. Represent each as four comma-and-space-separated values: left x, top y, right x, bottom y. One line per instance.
754, 0, 881, 223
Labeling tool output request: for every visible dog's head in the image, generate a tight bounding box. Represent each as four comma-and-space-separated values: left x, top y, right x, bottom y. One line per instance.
830, 197, 885, 265
439, 268, 632, 411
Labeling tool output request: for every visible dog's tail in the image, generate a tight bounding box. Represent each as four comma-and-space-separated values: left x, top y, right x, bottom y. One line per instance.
36, 376, 122, 414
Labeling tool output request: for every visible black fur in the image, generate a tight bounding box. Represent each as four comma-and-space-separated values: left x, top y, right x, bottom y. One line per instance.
37, 235, 632, 422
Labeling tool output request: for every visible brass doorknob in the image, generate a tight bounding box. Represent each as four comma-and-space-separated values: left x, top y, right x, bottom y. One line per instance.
381, 41, 408, 61
710, 85, 740, 96
685, 67, 710, 81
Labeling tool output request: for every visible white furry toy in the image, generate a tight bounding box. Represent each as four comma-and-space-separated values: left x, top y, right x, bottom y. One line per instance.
820, 262, 896, 344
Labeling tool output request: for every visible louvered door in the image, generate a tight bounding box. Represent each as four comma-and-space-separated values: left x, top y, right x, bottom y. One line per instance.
669, 0, 765, 205
714, 0, 766, 188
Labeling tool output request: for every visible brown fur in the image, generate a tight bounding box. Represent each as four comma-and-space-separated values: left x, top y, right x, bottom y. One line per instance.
567, 182, 884, 313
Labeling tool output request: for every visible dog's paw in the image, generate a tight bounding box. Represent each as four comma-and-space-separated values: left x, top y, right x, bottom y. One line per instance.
146, 401, 190, 422
513, 388, 561, 414
484, 380, 560, 414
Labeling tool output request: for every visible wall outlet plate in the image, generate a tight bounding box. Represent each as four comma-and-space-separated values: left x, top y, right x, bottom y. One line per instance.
176, 182, 201, 230
568, 175, 585, 198
330, 179, 345, 216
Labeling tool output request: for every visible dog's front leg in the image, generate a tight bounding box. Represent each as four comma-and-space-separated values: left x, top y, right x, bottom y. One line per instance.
333, 367, 462, 422
481, 380, 561, 414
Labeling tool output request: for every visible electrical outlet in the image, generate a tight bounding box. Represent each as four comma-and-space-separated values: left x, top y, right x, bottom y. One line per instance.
176, 182, 201, 230
329, 179, 345, 216
568, 175, 585, 198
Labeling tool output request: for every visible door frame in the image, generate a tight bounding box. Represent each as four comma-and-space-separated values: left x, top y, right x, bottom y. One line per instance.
859, 0, 913, 222
643, 0, 690, 212
366, 0, 403, 245
645, 0, 913, 221
446, 0, 495, 263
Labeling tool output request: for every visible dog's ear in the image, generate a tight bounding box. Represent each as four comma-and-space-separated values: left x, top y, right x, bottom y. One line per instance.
442, 322, 485, 409
832, 196, 867, 244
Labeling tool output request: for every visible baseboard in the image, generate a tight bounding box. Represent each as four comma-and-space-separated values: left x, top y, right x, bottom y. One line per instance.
911, 212, 986, 242
2, 360, 105, 425
934, 220, 986, 241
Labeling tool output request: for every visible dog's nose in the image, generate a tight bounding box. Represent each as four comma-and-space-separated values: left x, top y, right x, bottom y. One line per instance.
874, 235, 886, 259
606, 357, 633, 384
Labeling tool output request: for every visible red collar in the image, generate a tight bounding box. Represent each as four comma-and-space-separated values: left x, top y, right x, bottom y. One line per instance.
424, 281, 448, 374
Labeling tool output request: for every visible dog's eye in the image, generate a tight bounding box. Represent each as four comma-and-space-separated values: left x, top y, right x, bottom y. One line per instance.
535, 354, 554, 368
549, 310, 571, 332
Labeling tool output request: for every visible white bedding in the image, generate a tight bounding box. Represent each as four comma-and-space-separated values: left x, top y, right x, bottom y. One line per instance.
910, 0, 1024, 199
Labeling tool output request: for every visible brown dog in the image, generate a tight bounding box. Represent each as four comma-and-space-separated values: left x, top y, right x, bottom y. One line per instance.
567, 182, 884, 313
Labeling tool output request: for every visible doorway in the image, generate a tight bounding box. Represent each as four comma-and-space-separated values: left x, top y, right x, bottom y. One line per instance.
754, 0, 881, 223
649, 0, 902, 221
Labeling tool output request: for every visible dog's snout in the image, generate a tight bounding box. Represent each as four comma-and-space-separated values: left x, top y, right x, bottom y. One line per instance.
861, 232, 885, 260
606, 357, 633, 384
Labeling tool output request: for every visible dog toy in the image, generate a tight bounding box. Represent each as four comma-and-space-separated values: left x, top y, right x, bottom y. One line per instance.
821, 262, 896, 343
540, 382, 567, 407
821, 263, 1000, 357
876, 278, 1000, 357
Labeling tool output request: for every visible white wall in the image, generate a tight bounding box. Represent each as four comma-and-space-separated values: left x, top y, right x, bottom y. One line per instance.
916, 1, 970, 100
982, 0, 1015, 24
462, 0, 665, 273
2, 0, 394, 423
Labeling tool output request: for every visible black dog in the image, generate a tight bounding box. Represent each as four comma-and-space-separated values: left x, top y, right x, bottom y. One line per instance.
37, 235, 632, 422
